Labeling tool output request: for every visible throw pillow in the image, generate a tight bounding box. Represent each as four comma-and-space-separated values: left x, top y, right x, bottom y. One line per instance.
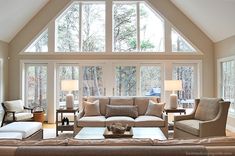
105, 105, 138, 118
4, 100, 24, 113
84, 100, 101, 117
145, 100, 165, 117
195, 97, 223, 121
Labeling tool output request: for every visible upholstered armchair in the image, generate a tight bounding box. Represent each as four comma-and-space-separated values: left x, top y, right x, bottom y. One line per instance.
174, 98, 230, 139
1, 100, 33, 126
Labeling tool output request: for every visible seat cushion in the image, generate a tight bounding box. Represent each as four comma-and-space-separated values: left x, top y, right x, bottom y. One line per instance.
6, 112, 33, 121
135, 116, 165, 127
110, 97, 134, 106
3, 100, 24, 113
145, 100, 165, 117
195, 97, 223, 121
134, 97, 160, 115
87, 96, 110, 116
78, 116, 106, 127
106, 105, 138, 118
175, 119, 203, 136
0, 122, 42, 138
106, 116, 135, 127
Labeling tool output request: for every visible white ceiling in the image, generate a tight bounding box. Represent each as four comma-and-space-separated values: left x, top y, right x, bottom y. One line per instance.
0, 0, 49, 43
171, 0, 235, 43
0, 0, 234, 43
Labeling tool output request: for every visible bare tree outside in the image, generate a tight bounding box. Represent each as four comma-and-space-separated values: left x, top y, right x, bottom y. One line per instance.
26, 65, 47, 111
25, 30, 48, 52
115, 66, 136, 96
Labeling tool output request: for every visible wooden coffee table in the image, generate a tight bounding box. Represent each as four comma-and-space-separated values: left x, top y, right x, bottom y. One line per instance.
74, 127, 166, 140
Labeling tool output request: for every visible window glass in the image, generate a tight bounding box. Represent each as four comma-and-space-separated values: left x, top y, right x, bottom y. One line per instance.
82, 66, 104, 96
115, 66, 137, 96
173, 65, 196, 108
57, 65, 79, 107
172, 29, 195, 52
140, 3, 164, 52
25, 65, 47, 111
221, 60, 235, 113
25, 30, 48, 52
113, 3, 137, 52
140, 66, 162, 96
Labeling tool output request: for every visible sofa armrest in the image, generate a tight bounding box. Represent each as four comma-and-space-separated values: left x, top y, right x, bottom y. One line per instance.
74, 110, 84, 127
199, 101, 230, 137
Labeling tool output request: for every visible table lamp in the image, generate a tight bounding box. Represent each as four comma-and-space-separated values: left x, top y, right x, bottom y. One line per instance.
61, 80, 79, 109
164, 80, 182, 109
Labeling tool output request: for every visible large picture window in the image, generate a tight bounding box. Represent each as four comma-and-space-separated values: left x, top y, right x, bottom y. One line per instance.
56, 2, 105, 52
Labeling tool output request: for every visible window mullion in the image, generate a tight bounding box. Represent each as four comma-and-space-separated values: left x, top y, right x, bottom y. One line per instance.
79, 3, 82, 52
136, 2, 140, 51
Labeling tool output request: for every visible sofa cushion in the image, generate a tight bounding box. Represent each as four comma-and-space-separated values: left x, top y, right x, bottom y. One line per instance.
195, 97, 223, 121
87, 96, 110, 116
6, 112, 33, 121
145, 100, 165, 117
106, 116, 135, 127
135, 116, 165, 127
84, 100, 101, 117
134, 97, 160, 115
175, 119, 203, 136
3, 100, 24, 113
106, 105, 138, 118
78, 116, 106, 127
110, 97, 134, 106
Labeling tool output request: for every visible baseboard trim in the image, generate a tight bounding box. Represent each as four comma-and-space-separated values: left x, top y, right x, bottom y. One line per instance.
226, 124, 235, 132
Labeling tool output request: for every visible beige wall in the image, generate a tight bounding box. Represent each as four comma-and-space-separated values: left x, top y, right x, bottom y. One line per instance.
215, 35, 235, 130
0, 40, 9, 125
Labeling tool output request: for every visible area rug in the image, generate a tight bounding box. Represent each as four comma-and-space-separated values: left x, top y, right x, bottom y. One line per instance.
43, 128, 73, 139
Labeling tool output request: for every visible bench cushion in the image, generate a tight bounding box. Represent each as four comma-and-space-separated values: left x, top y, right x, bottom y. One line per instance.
0, 122, 42, 138
0, 132, 23, 140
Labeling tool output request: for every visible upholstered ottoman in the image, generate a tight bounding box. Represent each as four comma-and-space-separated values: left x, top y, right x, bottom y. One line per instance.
0, 122, 43, 140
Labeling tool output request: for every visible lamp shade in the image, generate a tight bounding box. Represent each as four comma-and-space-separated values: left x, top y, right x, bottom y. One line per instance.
164, 80, 182, 91
61, 80, 79, 91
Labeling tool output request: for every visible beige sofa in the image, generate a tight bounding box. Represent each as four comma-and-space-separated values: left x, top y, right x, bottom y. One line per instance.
1, 137, 235, 156
74, 96, 168, 137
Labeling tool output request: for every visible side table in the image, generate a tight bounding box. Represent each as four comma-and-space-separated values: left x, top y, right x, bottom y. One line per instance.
56, 108, 78, 136
164, 108, 186, 130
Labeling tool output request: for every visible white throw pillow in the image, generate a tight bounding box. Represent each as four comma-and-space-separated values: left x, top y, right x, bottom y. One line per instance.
84, 100, 101, 117
145, 100, 165, 117
4, 100, 24, 113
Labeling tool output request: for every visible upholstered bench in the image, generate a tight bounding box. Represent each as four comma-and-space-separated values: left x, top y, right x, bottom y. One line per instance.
0, 122, 43, 140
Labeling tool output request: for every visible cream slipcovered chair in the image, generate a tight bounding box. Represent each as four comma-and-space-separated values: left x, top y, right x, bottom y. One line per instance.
174, 97, 230, 139
1, 100, 33, 127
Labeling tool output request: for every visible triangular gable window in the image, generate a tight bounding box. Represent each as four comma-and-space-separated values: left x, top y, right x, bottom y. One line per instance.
171, 28, 195, 52
25, 29, 48, 52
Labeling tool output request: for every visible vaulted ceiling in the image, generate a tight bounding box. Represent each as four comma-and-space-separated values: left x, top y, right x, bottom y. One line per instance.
0, 0, 234, 43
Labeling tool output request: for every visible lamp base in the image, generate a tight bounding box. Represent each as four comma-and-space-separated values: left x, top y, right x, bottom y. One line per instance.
169, 94, 178, 109
66, 94, 74, 109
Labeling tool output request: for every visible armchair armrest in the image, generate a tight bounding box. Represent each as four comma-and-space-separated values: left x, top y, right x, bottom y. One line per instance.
200, 101, 230, 137
5, 111, 16, 121
24, 106, 33, 113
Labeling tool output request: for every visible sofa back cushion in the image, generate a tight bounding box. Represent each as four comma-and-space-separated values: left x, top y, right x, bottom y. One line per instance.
87, 96, 109, 116
145, 100, 165, 117
84, 100, 101, 117
3, 100, 24, 113
106, 105, 138, 118
110, 97, 134, 106
195, 97, 223, 121
134, 97, 160, 115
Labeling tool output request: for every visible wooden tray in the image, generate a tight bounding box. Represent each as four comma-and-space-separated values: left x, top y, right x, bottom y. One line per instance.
103, 127, 133, 138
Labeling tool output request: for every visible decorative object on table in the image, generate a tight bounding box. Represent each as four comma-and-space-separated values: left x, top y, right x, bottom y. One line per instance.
61, 80, 79, 109
103, 123, 133, 138
62, 117, 69, 125
164, 80, 182, 109
33, 106, 45, 123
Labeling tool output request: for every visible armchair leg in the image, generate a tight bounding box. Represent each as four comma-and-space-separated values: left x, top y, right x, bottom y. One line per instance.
1, 112, 6, 127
